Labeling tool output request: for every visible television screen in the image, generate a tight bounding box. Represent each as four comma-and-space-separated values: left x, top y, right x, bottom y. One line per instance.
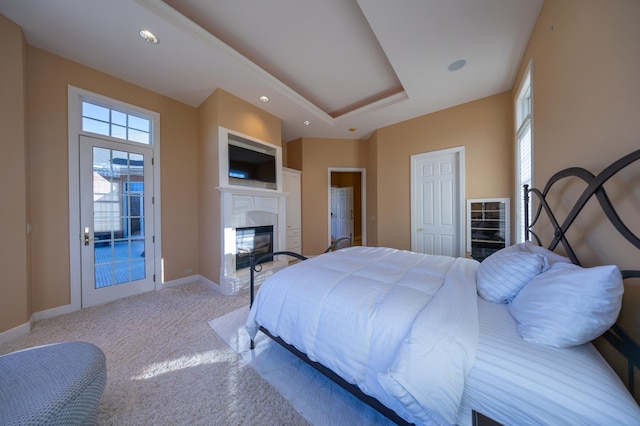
228, 144, 276, 185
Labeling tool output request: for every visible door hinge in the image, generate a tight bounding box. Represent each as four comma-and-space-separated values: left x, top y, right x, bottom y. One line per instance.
153, 235, 155, 243
153, 274, 156, 282
152, 196, 155, 204
151, 157, 154, 166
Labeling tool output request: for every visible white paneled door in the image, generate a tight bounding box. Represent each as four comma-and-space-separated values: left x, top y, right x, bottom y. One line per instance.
331, 187, 354, 241
79, 135, 155, 307
411, 148, 464, 257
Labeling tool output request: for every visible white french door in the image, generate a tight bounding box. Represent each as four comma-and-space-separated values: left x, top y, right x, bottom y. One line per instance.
79, 135, 155, 307
411, 147, 465, 257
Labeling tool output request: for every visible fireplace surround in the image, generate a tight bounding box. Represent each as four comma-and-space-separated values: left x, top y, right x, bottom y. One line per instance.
217, 187, 288, 295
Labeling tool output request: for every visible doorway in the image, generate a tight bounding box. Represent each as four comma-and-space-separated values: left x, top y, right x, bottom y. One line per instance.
410, 147, 465, 257
68, 86, 161, 310
327, 168, 366, 247
79, 135, 156, 307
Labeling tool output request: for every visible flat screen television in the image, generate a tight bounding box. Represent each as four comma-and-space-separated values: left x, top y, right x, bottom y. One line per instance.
228, 143, 277, 189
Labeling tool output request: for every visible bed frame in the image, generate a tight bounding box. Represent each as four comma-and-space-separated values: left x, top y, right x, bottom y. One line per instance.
523, 148, 640, 394
249, 149, 640, 424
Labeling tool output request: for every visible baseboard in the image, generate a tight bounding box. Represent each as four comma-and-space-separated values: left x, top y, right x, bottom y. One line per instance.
197, 275, 222, 294
162, 275, 221, 295
0, 321, 31, 347
161, 275, 200, 288
32, 303, 75, 322
1, 303, 75, 346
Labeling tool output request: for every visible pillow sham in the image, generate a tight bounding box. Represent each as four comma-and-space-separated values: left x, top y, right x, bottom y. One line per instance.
476, 243, 549, 303
508, 262, 623, 348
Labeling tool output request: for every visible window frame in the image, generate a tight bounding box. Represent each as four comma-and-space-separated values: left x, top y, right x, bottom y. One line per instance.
514, 60, 533, 244
80, 98, 153, 145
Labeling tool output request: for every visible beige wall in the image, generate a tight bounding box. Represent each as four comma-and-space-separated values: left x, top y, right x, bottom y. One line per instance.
284, 139, 302, 171
373, 92, 514, 250
517, 0, 640, 303
514, 0, 640, 391
366, 132, 379, 246
295, 138, 368, 255
26, 47, 199, 313
197, 89, 282, 285
0, 15, 30, 331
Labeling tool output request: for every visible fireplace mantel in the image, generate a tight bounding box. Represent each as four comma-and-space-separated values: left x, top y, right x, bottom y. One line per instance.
217, 186, 288, 295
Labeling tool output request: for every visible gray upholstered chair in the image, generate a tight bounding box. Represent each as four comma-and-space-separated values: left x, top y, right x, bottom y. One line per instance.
0, 341, 106, 425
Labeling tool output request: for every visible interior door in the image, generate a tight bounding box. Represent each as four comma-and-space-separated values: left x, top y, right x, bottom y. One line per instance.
330, 187, 338, 239
333, 187, 353, 241
79, 135, 155, 307
411, 150, 461, 256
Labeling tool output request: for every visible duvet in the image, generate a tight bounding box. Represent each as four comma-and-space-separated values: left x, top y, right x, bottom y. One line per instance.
246, 246, 480, 425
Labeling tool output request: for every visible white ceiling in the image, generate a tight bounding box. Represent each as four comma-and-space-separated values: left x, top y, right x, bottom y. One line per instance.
0, 0, 543, 142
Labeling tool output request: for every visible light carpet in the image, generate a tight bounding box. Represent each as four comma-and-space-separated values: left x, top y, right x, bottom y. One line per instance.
208, 307, 393, 426
1, 282, 310, 425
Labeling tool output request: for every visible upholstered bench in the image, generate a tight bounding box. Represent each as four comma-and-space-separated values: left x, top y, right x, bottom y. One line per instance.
0, 341, 106, 425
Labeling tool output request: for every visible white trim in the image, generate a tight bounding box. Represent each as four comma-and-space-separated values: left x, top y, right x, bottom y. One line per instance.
197, 274, 222, 294
68, 85, 162, 311
410, 146, 466, 257
466, 198, 511, 254
514, 60, 534, 243
327, 168, 367, 247
0, 321, 32, 346
218, 126, 283, 192
161, 275, 200, 289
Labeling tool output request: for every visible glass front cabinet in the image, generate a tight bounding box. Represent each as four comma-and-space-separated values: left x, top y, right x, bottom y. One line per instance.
467, 198, 510, 262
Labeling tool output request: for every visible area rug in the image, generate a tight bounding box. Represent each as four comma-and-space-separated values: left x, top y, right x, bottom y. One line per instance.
208, 307, 393, 425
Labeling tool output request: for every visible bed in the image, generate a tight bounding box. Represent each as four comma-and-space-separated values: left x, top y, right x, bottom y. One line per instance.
245, 149, 640, 425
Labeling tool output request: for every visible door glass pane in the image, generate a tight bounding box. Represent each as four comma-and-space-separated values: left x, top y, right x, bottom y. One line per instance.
93, 147, 146, 288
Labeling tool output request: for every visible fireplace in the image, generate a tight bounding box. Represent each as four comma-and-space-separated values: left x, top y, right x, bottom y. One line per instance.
217, 162, 287, 295
235, 225, 274, 270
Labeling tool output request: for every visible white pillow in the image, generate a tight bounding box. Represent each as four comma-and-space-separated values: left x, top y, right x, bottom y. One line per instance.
476, 244, 549, 303
508, 262, 623, 348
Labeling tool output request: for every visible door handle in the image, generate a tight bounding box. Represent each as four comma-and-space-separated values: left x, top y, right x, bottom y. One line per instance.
84, 227, 93, 246
417, 227, 424, 232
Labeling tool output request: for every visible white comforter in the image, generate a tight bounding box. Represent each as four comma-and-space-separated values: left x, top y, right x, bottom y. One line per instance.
246, 246, 480, 425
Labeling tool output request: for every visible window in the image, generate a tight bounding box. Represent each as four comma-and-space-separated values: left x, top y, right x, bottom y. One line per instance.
515, 62, 532, 243
82, 101, 151, 144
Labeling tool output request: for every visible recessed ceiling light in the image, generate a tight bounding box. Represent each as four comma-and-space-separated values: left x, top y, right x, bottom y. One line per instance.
303, 120, 311, 126
448, 59, 466, 72
139, 29, 159, 45
259, 96, 269, 103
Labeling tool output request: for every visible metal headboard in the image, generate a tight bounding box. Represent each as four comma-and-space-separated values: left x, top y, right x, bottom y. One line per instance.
523, 149, 640, 393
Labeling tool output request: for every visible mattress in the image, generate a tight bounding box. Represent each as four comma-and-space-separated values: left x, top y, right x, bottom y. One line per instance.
457, 298, 640, 425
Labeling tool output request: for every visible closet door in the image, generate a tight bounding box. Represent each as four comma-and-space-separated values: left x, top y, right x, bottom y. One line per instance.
283, 168, 302, 253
